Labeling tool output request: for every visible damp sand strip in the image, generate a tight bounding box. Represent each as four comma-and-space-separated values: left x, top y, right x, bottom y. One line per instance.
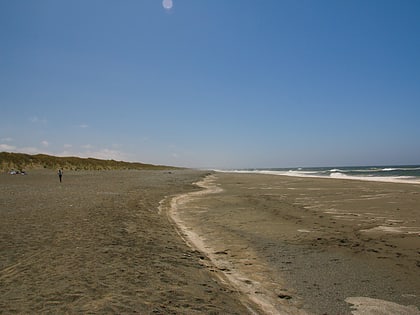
164, 175, 308, 315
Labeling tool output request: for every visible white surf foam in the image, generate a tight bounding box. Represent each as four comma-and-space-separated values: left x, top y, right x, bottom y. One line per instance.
345, 297, 420, 315
218, 169, 420, 185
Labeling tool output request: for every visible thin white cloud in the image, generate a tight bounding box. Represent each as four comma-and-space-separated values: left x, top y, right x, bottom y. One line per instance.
0, 144, 16, 151
41, 140, 49, 147
19, 147, 41, 154
30, 116, 47, 124
63, 144, 73, 149
86, 149, 128, 161
0, 144, 44, 155
58, 148, 130, 161
82, 144, 93, 149
1, 137, 13, 142
78, 124, 89, 129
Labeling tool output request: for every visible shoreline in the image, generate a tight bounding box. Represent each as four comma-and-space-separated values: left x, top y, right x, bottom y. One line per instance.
168, 172, 420, 314
217, 168, 420, 185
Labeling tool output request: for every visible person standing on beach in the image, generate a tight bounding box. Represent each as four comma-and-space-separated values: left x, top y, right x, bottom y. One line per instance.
58, 169, 63, 183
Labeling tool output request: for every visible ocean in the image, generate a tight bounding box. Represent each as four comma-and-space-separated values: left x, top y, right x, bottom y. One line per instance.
225, 165, 420, 184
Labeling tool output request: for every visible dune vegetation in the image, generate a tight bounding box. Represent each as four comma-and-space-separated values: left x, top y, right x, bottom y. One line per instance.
0, 152, 175, 172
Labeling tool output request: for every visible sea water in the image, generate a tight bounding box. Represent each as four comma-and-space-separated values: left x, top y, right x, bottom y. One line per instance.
224, 165, 420, 184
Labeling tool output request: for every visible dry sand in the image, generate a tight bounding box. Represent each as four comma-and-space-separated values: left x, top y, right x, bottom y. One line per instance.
0, 170, 254, 314
170, 173, 420, 315
1, 170, 419, 314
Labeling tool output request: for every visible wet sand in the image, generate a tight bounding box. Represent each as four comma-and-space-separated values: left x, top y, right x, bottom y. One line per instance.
0, 170, 254, 314
170, 173, 420, 314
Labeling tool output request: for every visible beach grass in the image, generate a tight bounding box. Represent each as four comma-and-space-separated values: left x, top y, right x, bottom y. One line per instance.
0, 152, 176, 172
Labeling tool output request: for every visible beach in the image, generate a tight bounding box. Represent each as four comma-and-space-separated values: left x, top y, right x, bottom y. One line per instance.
170, 172, 420, 314
1, 170, 419, 314
0, 170, 253, 314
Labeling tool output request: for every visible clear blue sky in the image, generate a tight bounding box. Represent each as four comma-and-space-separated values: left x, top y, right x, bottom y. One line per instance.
1, 0, 419, 169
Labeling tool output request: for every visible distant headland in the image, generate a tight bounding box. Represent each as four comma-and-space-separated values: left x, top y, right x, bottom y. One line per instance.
0, 152, 176, 172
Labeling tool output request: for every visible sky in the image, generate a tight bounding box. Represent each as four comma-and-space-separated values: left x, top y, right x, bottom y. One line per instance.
1, 0, 419, 169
